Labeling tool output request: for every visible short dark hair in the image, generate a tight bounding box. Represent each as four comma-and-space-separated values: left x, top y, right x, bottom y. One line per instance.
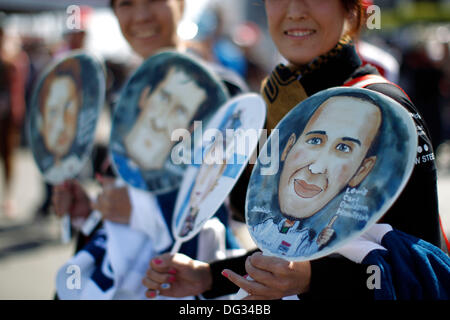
38, 58, 83, 115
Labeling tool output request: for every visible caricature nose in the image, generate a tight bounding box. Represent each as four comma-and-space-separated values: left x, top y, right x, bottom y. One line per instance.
53, 113, 65, 134
308, 156, 327, 174
151, 116, 167, 132
150, 105, 171, 134
287, 0, 308, 20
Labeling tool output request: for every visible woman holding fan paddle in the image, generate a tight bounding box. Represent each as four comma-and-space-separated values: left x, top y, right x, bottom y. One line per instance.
52, 0, 247, 300
143, 0, 449, 300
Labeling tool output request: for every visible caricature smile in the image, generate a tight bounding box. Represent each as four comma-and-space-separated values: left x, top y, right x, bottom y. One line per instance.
57, 134, 69, 145
294, 179, 322, 198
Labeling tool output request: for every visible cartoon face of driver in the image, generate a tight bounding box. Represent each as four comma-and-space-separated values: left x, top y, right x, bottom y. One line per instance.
39, 60, 83, 160
278, 96, 381, 219
125, 67, 207, 170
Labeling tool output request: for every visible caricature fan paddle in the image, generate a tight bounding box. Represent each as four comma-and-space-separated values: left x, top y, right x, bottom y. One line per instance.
169, 93, 267, 254
109, 50, 229, 195
27, 51, 105, 243
235, 87, 417, 299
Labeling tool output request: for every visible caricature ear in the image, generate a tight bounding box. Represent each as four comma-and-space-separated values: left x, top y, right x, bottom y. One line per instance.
281, 133, 296, 162
348, 156, 376, 187
138, 85, 152, 109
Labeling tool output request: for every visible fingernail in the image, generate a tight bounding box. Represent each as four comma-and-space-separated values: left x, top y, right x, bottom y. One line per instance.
244, 274, 249, 279
147, 291, 156, 298
161, 283, 171, 290
168, 268, 177, 275
95, 174, 103, 182
221, 270, 229, 278
153, 259, 162, 265
168, 275, 176, 283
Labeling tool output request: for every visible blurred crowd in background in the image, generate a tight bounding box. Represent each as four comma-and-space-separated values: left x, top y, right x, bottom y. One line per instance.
0, 0, 449, 226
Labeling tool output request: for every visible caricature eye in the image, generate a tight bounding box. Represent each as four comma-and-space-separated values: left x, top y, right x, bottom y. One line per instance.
175, 105, 186, 117
306, 137, 322, 145
336, 143, 352, 153
65, 100, 75, 112
160, 90, 170, 104
49, 109, 57, 118
47, 106, 58, 120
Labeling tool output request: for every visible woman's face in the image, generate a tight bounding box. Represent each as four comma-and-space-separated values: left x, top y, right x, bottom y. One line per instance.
113, 0, 184, 58
265, 0, 350, 65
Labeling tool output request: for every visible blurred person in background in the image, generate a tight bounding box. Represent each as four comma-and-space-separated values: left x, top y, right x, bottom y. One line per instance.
355, 0, 400, 83
400, 38, 447, 151
0, 15, 28, 219
184, 4, 249, 92
231, 21, 268, 93
54, 6, 92, 57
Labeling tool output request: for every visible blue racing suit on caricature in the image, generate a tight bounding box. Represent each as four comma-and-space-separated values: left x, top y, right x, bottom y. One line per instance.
251, 217, 319, 257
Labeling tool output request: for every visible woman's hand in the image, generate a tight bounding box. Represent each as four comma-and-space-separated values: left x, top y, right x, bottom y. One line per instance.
223, 252, 311, 300
92, 176, 131, 224
142, 253, 212, 299
52, 179, 91, 220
